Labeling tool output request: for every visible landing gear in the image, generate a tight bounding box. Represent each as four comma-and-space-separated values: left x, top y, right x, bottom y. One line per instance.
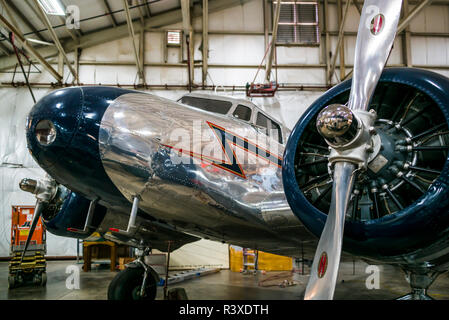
107, 247, 159, 301
397, 269, 442, 300
108, 266, 157, 300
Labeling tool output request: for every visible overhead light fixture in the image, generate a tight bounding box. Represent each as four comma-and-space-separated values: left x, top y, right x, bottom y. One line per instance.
38, 0, 66, 16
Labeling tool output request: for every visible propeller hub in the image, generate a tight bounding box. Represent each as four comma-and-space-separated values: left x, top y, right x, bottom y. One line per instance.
316, 104, 360, 147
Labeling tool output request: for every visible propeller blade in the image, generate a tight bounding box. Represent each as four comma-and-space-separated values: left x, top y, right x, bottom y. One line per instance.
348, 0, 402, 112
20, 200, 44, 262
305, 0, 403, 300
304, 162, 357, 300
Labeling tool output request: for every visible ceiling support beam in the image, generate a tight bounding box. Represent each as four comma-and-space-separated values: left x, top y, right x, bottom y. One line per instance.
202, 0, 208, 87
323, 0, 331, 86
102, 0, 118, 28
397, 0, 434, 34
74, 47, 81, 82
352, 0, 362, 15
123, 0, 145, 85
143, 0, 152, 17
3, 0, 47, 42
137, 0, 146, 83
0, 0, 19, 30
402, 0, 413, 67
263, 0, 269, 53
181, 0, 194, 89
337, 0, 346, 81
265, 0, 281, 83
139, 25, 145, 86
58, 52, 64, 79
0, 41, 11, 55
0, 0, 254, 71
0, 12, 62, 82
328, 0, 351, 83
24, 0, 80, 43
33, 0, 78, 84
136, 0, 147, 22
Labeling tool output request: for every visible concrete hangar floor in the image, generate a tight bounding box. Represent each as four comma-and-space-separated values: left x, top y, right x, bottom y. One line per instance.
1, 258, 449, 300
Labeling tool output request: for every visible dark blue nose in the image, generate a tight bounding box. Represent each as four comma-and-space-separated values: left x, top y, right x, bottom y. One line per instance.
27, 87, 84, 170
26, 86, 136, 201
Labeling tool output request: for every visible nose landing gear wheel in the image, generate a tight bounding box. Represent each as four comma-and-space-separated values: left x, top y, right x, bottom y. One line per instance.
108, 266, 157, 301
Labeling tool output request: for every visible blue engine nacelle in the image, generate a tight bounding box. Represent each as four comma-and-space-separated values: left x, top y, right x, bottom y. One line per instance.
40, 186, 107, 239
283, 68, 449, 263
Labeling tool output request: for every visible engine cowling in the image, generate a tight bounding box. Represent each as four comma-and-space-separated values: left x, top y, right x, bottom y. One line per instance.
283, 68, 449, 263
40, 186, 107, 239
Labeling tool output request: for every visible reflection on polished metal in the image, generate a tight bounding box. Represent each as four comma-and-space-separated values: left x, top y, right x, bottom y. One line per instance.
304, 162, 356, 300
326, 109, 376, 168
99, 93, 310, 255
316, 104, 359, 146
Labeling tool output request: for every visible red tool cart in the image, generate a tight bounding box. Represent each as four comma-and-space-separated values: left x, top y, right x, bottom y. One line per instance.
9, 205, 47, 289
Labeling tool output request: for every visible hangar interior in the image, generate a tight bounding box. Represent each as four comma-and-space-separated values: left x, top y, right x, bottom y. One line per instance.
1, 0, 449, 301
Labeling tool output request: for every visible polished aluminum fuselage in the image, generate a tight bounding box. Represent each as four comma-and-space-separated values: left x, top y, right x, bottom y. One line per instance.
98, 93, 315, 256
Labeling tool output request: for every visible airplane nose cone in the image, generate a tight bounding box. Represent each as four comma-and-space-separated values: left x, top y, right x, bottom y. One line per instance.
26, 87, 84, 169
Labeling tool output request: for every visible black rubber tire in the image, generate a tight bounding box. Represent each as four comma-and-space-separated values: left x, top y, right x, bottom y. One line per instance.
107, 267, 157, 301
41, 273, 47, 286
8, 275, 15, 289
33, 273, 41, 285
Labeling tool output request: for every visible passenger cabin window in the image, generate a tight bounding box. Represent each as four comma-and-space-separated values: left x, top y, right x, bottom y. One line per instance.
256, 112, 283, 144
233, 105, 252, 122
180, 96, 232, 115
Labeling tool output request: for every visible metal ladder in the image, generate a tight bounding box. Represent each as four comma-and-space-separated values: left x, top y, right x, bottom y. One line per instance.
242, 248, 258, 275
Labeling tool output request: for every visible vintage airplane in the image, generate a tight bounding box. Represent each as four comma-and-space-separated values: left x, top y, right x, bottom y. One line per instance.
17, 0, 449, 300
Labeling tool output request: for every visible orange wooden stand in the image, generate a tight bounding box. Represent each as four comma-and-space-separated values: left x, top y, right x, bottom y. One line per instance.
82, 241, 117, 272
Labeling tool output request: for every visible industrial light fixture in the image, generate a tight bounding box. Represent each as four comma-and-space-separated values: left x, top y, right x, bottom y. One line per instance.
37, 0, 66, 16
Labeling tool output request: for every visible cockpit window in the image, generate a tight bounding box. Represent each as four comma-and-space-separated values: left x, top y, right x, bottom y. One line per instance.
233, 105, 252, 121
271, 120, 283, 144
256, 112, 270, 135
180, 96, 232, 115
256, 112, 283, 144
